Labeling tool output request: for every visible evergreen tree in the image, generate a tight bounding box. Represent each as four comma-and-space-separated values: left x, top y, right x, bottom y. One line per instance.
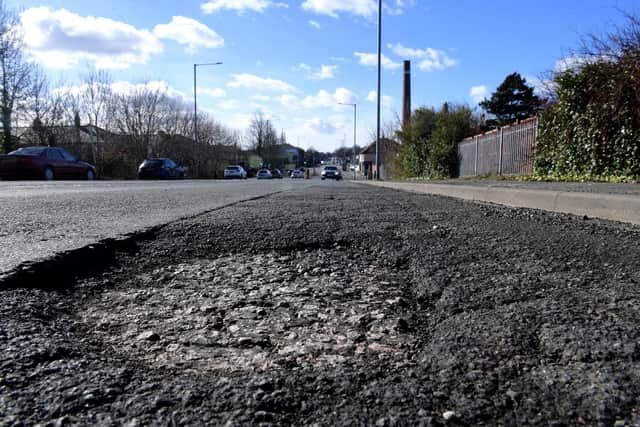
480, 72, 540, 126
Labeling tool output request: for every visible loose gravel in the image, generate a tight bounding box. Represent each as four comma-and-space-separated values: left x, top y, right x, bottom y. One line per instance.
2, 183, 640, 426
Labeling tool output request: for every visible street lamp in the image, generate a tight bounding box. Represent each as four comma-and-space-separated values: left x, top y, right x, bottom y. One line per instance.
375, 0, 382, 180
338, 102, 357, 180
193, 61, 222, 178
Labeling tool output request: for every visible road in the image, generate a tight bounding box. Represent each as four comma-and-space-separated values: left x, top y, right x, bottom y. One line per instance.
0, 179, 320, 277
2, 183, 640, 425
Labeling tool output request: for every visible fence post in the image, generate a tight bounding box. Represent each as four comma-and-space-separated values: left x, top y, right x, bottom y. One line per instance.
473, 135, 478, 176
498, 127, 504, 176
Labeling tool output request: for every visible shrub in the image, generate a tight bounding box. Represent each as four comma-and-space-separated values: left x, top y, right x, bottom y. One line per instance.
535, 14, 640, 177
395, 104, 476, 179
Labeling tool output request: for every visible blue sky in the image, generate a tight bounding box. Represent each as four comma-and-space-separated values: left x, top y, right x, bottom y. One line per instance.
12, 0, 640, 152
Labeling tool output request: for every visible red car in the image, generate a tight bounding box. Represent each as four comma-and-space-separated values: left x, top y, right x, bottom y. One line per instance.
0, 146, 97, 180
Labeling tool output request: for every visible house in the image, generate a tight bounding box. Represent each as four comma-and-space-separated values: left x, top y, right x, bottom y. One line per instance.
277, 144, 305, 170
358, 138, 400, 179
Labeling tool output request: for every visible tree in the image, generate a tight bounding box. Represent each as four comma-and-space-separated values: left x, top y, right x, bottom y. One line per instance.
22, 68, 65, 146
0, 1, 33, 153
111, 82, 168, 161
480, 72, 540, 127
247, 111, 279, 166
247, 111, 269, 154
395, 107, 437, 177
396, 103, 477, 178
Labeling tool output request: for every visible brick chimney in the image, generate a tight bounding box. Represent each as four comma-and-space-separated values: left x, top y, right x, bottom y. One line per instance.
402, 60, 411, 128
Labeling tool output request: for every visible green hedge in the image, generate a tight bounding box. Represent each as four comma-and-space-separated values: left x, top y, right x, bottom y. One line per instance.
535, 55, 640, 177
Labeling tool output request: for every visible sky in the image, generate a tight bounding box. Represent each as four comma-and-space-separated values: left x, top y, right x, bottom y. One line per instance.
11, 0, 640, 152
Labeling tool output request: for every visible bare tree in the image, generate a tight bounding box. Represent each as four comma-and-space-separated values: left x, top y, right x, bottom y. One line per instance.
77, 69, 114, 165
112, 82, 168, 160
160, 97, 194, 138
247, 111, 271, 154
367, 113, 402, 145
80, 69, 113, 130
0, 1, 33, 152
22, 68, 66, 145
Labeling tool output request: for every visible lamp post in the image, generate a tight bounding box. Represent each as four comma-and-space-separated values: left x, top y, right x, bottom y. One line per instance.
338, 102, 357, 180
375, 0, 382, 180
193, 61, 222, 178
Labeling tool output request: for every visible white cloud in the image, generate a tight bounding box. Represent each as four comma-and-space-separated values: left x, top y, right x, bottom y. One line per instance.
469, 85, 488, 103
419, 56, 458, 72
302, 0, 375, 18
366, 90, 394, 109
308, 20, 321, 29
275, 94, 301, 108
227, 73, 296, 93
302, 0, 413, 18
55, 80, 187, 102
295, 63, 338, 80
387, 43, 458, 71
524, 75, 555, 96
201, 0, 287, 14
294, 63, 312, 73
111, 81, 187, 100
249, 93, 300, 109
355, 52, 402, 70
554, 55, 591, 73
20, 7, 163, 69
302, 88, 356, 109
153, 16, 223, 53
217, 99, 239, 110
227, 113, 253, 130
305, 118, 340, 134
384, 0, 416, 15
199, 87, 226, 97
313, 65, 338, 80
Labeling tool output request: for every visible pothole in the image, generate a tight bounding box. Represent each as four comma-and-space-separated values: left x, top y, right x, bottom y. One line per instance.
77, 249, 413, 373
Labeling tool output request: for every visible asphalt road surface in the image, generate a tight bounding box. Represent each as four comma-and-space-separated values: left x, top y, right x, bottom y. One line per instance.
0, 179, 316, 278
2, 182, 640, 425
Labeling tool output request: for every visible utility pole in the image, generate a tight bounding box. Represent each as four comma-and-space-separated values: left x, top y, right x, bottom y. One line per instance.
193, 62, 222, 178
375, 0, 382, 180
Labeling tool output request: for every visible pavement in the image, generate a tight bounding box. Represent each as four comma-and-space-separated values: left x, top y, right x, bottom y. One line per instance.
356, 179, 640, 226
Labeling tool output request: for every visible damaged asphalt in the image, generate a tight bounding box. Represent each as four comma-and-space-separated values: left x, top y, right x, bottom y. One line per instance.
1, 182, 640, 426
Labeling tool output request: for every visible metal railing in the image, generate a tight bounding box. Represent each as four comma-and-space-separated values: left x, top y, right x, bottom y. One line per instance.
458, 117, 538, 177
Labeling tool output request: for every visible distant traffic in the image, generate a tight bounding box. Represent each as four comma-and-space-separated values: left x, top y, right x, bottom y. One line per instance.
0, 145, 347, 182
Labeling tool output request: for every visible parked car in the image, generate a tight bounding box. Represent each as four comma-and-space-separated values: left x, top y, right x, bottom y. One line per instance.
224, 165, 247, 179
256, 169, 273, 179
0, 146, 96, 181
291, 169, 305, 179
138, 158, 185, 179
321, 165, 342, 180
270, 169, 283, 179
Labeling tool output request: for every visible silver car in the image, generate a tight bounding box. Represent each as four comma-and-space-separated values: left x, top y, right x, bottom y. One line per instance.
224, 165, 247, 179
256, 169, 273, 179
321, 165, 342, 180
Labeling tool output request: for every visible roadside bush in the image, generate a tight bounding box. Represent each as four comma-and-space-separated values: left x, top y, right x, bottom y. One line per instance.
395, 108, 436, 178
535, 14, 640, 177
395, 104, 476, 179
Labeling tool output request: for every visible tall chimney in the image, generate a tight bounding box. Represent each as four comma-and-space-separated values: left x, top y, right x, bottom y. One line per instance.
402, 60, 411, 128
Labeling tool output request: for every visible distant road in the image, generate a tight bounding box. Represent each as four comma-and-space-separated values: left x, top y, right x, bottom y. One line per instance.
0, 179, 317, 276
